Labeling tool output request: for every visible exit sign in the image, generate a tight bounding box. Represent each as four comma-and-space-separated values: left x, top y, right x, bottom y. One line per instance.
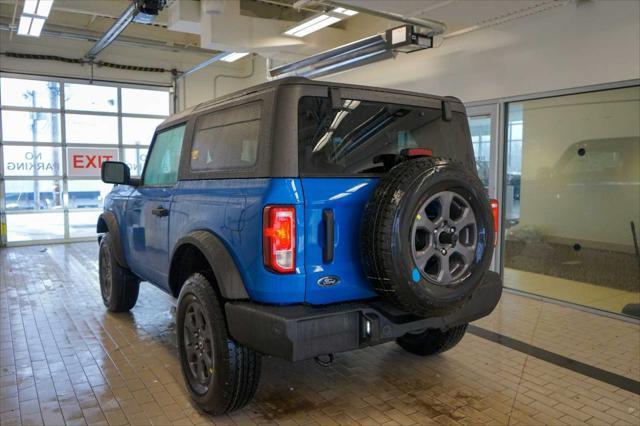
67, 147, 119, 177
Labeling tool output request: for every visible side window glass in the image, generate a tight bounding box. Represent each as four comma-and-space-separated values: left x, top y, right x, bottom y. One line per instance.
191, 101, 261, 171
143, 124, 186, 186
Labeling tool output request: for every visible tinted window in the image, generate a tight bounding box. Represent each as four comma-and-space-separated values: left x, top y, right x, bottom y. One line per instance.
143, 124, 186, 186
191, 102, 261, 171
298, 96, 472, 175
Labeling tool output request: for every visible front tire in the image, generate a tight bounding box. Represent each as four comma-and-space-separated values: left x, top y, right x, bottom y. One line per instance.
99, 233, 140, 312
396, 324, 468, 356
177, 273, 261, 415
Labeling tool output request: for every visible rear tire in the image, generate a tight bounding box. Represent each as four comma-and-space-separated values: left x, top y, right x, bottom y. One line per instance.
99, 233, 140, 312
396, 324, 468, 356
177, 273, 261, 415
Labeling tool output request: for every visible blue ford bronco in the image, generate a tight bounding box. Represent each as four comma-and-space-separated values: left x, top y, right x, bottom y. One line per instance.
98, 78, 502, 414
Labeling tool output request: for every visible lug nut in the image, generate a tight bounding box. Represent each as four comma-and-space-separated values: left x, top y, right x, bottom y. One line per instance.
441, 249, 447, 255
450, 227, 455, 233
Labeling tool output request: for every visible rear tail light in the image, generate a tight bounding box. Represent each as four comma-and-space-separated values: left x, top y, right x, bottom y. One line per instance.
490, 199, 499, 247
263, 206, 296, 273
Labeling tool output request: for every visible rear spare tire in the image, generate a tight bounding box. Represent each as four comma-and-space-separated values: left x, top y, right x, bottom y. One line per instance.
361, 157, 494, 317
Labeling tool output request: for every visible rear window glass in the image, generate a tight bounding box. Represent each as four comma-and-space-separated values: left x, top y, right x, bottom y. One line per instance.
191, 101, 261, 171
298, 96, 472, 175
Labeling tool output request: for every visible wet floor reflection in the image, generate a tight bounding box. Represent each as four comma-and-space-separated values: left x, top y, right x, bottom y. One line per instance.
1, 242, 638, 426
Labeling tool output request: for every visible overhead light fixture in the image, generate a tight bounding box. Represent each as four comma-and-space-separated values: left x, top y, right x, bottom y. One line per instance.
36, 0, 54, 17
17, 0, 53, 37
270, 35, 392, 79
220, 52, 250, 63
332, 7, 358, 16
284, 7, 358, 38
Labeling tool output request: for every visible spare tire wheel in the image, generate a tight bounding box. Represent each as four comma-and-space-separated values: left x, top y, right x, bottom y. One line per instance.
361, 157, 494, 317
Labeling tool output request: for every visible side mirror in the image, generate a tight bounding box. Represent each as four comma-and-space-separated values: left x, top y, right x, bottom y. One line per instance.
102, 161, 131, 185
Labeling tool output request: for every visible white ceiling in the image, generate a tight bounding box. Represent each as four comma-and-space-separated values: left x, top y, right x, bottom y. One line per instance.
0, 0, 570, 62
342, 0, 563, 34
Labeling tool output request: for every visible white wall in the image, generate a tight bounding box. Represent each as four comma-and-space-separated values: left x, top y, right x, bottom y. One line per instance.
325, 1, 640, 102
175, 56, 268, 110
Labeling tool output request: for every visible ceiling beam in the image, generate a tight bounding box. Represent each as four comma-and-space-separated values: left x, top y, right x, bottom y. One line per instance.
0, 19, 219, 56
85, 2, 138, 59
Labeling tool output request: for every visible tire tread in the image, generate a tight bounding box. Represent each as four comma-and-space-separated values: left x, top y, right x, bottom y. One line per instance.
361, 157, 491, 317
100, 233, 140, 313
396, 324, 468, 356
177, 273, 261, 415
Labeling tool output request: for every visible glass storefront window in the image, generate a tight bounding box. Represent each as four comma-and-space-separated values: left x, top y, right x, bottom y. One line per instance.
123, 147, 149, 177
1, 75, 168, 244
1, 111, 61, 142
469, 116, 492, 190
4, 179, 63, 211
122, 117, 163, 146
121, 88, 170, 115
64, 83, 118, 113
6, 212, 65, 242
0, 78, 60, 109
505, 86, 640, 317
67, 180, 113, 209
65, 114, 118, 144
69, 210, 101, 238
3, 145, 63, 176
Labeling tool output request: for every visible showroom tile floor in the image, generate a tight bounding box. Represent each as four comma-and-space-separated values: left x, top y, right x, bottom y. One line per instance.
0, 243, 639, 426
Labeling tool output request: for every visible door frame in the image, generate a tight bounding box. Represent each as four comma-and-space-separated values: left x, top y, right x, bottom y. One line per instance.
466, 103, 505, 275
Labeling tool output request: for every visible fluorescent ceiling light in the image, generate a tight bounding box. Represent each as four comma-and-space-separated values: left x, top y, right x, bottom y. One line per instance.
29, 17, 46, 36
295, 16, 341, 37
285, 14, 341, 37
17, 15, 46, 37
333, 7, 358, 16
285, 14, 330, 36
220, 52, 250, 62
17, 0, 53, 37
23, 0, 53, 17
17, 16, 32, 35
284, 7, 358, 38
36, 0, 54, 18
23, 0, 37, 15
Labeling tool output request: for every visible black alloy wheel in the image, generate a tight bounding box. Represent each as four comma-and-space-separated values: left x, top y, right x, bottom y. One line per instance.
182, 296, 215, 395
411, 190, 478, 285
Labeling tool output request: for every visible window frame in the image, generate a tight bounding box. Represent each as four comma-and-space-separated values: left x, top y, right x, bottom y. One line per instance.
296, 94, 472, 178
180, 92, 276, 181
0, 72, 171, 245
189, 100, 262, 174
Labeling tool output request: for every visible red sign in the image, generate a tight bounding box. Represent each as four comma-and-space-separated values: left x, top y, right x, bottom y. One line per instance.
67, 148, 119, 177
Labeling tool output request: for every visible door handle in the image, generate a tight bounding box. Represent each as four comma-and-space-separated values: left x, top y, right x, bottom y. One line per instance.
322, 209, 334, 263
152, 206, 169, 217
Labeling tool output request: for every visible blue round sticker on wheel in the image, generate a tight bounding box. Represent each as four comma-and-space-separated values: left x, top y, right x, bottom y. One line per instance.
412, 268, 420, 282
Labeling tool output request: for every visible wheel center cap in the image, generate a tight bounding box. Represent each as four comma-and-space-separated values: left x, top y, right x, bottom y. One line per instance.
437, 223, 458, 247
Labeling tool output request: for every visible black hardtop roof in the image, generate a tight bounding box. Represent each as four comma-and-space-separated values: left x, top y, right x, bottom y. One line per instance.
160, 77, 460, 129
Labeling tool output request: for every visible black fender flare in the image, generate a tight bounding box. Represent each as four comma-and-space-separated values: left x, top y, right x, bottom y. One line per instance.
96, 211, 129, 269
170, 230, 250, 300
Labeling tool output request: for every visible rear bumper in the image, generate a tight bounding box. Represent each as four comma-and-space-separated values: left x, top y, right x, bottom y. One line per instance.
226, 271, 502, 362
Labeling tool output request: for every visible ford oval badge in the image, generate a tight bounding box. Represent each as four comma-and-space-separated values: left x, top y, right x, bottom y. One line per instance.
317, 276, 340, 287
